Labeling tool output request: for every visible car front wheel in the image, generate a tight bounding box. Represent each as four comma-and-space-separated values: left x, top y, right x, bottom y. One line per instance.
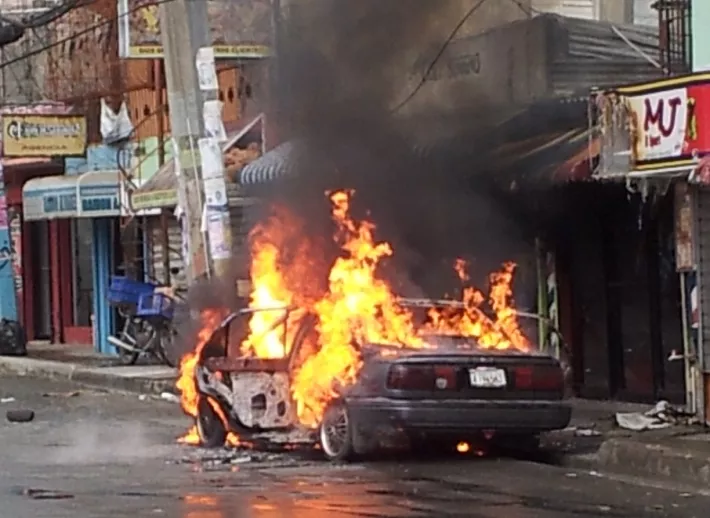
319, 401, 355, 462
196, 396, 227, 448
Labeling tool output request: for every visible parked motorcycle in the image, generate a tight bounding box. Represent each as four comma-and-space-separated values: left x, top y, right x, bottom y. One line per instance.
107, 276, 180, 367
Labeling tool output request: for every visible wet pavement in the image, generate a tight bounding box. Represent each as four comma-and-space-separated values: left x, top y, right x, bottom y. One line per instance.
0, 375, 708, 518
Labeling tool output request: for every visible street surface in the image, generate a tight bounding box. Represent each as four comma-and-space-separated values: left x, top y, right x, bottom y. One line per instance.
0, 375, 707, 518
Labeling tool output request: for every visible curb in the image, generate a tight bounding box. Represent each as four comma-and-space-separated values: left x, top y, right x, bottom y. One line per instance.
0, 356, 177, 396
564, 437, 710, 488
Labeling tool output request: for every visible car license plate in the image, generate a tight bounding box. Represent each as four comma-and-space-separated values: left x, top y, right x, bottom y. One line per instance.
469, 367, 507, 388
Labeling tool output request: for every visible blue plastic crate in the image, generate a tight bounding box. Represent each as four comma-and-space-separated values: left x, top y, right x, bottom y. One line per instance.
108, 276, 157, 306
136, 292, 174, 320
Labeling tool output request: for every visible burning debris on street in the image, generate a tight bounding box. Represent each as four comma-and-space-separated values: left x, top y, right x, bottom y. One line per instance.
176, 188, 531, 447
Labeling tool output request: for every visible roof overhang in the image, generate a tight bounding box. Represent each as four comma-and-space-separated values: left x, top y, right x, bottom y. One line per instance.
23, 170, 121, 221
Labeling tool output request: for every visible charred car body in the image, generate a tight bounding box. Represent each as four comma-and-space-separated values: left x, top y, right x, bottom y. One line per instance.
192, 299, 571, 461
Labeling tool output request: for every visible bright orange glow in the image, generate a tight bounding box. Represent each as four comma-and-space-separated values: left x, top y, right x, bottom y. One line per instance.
176, 309, 229, 444
177, 189, 531, 443
457, 441, 471, 454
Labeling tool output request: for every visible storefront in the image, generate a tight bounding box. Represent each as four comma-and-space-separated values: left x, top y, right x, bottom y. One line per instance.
128, 114, 264, 285
21, 171, 122, 354
589, 72, 710, 416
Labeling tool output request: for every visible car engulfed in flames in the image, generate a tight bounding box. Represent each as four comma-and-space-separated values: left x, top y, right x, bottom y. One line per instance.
175, 189, 571, 459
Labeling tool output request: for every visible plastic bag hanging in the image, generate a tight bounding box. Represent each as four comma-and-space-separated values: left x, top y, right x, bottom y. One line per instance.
100, 98, 135, 144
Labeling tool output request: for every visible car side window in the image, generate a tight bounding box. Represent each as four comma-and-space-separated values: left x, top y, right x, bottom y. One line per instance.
204, 326, 227, 358
226, 312, 250, 357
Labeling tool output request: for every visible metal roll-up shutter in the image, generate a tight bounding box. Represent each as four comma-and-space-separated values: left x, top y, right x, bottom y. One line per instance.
695, 187, 710, 372
227, 183, 262, 279
148, 214, 187, 290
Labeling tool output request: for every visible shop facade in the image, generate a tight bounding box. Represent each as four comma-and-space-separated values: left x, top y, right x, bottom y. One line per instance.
0, 104, 85, 343
21, 171, 122, 354
127, 114, 265, 287
589, 72, 710, 418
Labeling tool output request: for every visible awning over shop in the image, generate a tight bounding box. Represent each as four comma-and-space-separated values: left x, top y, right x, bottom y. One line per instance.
239, 141, 300, 185
131, 114, 264, 211
23, 170, 121, 221
410, 96, 597, 186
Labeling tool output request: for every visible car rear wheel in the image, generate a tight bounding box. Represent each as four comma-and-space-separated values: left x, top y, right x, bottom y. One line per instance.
196, 396, 227, 448
319, 402, 354, 462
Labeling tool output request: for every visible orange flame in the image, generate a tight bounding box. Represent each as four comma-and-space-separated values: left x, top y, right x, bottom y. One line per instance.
176, 309, 229, 444
177, 189, 531, 443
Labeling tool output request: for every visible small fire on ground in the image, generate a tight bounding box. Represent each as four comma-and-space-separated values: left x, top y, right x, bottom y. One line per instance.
176, 189, 530, 444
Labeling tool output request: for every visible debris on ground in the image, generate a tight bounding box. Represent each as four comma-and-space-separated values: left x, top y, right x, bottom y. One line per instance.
6, 409, 35, 423
160, 392, 181, 404
41, 391, 80, 398
23, 488, 74, 500
615, 400, 697, 431
0, 397, 16, 404
573, 427, 602, 437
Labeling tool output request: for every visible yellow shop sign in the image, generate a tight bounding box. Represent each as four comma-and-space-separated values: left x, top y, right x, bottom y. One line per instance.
3, 114, 87, 157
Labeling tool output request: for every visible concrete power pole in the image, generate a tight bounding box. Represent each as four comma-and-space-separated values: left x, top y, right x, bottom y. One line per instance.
159, 0, 233, 283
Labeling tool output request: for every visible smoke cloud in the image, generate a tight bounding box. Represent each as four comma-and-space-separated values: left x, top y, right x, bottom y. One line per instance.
265, 0, 536, 294
176, 0, 572, 352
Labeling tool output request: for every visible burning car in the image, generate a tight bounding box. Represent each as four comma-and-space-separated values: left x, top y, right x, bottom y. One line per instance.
190, 301, 570, 461
175, 190, 571, 461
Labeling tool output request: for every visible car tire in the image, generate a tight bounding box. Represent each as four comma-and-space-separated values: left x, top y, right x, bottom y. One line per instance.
319, 401, 355, 462
196, 396, 227, 448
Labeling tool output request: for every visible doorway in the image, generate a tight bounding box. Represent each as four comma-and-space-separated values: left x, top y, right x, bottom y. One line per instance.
553, 183, 685, 403
28, 221, 51, 339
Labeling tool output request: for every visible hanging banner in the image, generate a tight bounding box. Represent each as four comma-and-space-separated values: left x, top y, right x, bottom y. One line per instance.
117, 0, 273, 59
611, 72, 710, 172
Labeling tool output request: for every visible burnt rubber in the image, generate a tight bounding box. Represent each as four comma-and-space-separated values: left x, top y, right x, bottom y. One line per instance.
6, 409, 35, 423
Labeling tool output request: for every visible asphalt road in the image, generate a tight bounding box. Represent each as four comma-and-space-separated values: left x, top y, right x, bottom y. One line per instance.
0, 375, 707, 518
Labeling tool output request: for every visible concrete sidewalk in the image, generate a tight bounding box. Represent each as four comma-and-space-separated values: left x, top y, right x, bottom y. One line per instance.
554, 399, 710, 490
0, 343, 177, 395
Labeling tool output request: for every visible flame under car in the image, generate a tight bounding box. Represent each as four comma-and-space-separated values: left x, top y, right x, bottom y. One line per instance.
190, 300, 572, 461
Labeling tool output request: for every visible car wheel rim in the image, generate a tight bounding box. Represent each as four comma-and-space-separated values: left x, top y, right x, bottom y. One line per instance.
320, 405, 349, 458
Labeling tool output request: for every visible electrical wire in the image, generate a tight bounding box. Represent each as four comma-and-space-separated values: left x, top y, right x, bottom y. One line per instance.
0, 0, 96, 48
0, 0, 178, 65
0, 0, 86, 29
390, 0, 491, 113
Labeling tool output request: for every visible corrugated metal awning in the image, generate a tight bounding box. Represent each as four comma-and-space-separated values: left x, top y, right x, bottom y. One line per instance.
131, 114, 264, 210
239, 141, 300, 185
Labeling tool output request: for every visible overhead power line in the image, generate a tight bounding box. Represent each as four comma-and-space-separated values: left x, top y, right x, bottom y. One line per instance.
0, 0, 94, 47
0, 0, 177, 64
390, 0, 491, 113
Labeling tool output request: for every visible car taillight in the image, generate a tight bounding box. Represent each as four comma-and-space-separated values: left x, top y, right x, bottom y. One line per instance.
513, 365, 564, 391
387, 364, 458, 390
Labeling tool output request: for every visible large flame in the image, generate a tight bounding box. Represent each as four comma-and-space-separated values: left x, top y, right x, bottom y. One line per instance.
176, 189, 530, 442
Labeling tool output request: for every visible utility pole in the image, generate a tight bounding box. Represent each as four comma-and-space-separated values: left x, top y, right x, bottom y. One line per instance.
159, 0, 233, 283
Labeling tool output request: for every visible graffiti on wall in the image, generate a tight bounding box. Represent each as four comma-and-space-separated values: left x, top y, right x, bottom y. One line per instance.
9, 210, 22, 295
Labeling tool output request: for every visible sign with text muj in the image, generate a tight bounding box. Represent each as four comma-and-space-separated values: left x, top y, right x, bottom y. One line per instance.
117, 0, 273, 59
612, 72, 710, 172
2, 114, 87, 157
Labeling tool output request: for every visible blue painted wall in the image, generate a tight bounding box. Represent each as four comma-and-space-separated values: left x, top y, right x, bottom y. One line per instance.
0, 166, 16, 321
91, 218, 116, 354
65, 143, 133, 176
